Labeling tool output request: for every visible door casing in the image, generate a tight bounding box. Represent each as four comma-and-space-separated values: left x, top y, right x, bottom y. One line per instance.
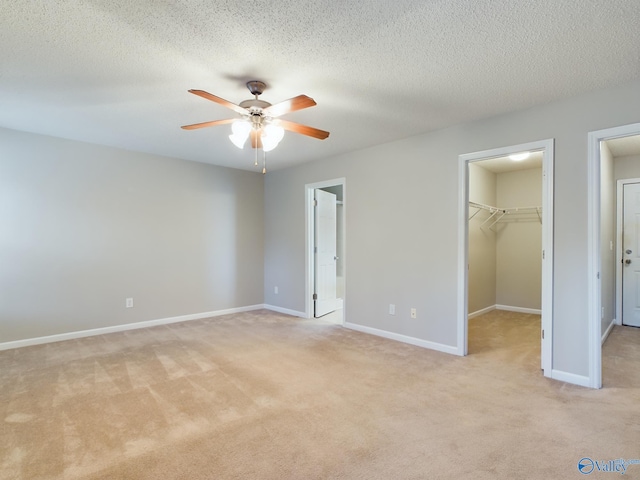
457, 139, 554, 377
588, 122, 640, 389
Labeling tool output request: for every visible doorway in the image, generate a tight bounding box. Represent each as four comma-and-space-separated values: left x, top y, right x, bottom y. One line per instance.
305, 178, 346, 324
457, 139, 554, 377
588, 122, 640, 389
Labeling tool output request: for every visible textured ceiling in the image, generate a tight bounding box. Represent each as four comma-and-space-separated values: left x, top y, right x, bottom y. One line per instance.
1, 1, 640, 172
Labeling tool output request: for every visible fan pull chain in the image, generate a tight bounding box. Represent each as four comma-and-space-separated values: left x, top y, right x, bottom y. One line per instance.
262, 150, 267, 174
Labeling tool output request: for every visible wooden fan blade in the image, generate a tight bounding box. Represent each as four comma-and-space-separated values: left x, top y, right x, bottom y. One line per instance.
188, 89, 247, 115
277, 119, 330, 140
250, 129, 263, 149
263, 95, 316, 117
181, 118, 235, 130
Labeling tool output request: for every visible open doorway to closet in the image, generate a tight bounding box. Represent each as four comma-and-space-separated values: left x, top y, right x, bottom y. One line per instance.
588, 122, 640, 389
457, 140, 554, 377
305, 178, 346, 325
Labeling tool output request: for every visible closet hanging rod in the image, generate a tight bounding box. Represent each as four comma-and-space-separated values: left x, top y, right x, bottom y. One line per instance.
469, 201, 541, 214
469, 201, 542, 226
468, 201, 503, 221
469, 201, 502, 213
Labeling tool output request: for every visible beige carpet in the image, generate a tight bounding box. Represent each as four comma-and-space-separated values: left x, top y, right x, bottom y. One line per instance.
1, 309, 639, 479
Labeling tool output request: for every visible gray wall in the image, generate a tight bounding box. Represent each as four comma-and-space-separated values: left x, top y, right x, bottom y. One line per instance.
0, 128, 264, 343
263, 79, 640, 378
496, 168, 542, 310
468, 163, 497, 313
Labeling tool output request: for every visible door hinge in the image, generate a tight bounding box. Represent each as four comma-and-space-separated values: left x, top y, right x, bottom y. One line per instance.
314, 246, 317, 253
313, 199, 318, 207
313, 293, 317, 300
542, 250, 545, 260
541, 329, 544, 339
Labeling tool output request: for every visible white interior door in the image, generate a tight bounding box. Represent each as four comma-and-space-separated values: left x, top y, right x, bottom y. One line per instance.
314, 189, 337, 317
622, 182, 640, 327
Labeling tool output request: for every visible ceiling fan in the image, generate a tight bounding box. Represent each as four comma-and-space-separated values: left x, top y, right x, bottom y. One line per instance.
181, 81, 330, 171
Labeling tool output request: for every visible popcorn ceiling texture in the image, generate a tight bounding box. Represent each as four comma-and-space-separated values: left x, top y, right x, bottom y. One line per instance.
0, 0, 639, 170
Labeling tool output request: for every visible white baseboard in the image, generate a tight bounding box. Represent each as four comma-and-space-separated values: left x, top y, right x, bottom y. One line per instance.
0, 304, 265, 351
263, 304, 307, 318
469, 305, 541, 318
344, 322, 459, 356
496, 304, 542, 315
468, 305, 495, 319
550, 369, 591, 388
601, 318, 616, 344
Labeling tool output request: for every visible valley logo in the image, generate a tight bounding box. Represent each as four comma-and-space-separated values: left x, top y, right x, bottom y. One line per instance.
578, 457, 640, 475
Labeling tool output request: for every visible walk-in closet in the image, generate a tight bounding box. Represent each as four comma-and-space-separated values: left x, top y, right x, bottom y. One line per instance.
468, 153, 543, 318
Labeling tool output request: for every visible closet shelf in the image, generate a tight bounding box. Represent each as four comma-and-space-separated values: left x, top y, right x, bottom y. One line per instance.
469, 201, 542, 229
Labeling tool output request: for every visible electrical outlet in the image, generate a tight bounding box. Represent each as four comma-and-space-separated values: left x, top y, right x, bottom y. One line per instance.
389, 304, 396, 315
410, 308, 417, 319
274, 286, 279, 294
126, 298, 134, 308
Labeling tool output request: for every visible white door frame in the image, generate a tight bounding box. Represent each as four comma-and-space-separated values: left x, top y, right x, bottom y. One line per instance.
457, 139, 554, 377
305, 178, 346, 321
616, 178, 640, 328
588, 122, 640, 389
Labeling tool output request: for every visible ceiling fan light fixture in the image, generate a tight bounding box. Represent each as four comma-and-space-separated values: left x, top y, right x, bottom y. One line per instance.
229, 120, 251, 148
261, 124, 285, 152
232, 119, 252, 136
229, 133, 247, 149
182, 82, 329, 168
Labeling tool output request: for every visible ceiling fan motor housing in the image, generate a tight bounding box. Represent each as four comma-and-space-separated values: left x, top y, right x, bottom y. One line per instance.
239, 99, 272, 111
246, 80, 266, 96
241, 81, 271, 112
